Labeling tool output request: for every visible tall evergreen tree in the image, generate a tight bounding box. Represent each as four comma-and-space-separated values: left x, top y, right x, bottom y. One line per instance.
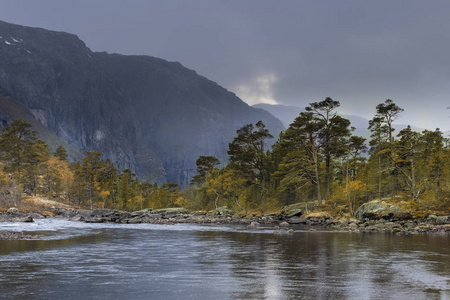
282, 111, 323, 205
375, 99, 404, 147
395, 126, 421, 200
118, 169, 134, 210
228, 121, 273, 187
80, 151, 104, 209
0, 120, 38, 183
54, 145, 68, 161
306, 98, 352, 199
191, 156, 220, 185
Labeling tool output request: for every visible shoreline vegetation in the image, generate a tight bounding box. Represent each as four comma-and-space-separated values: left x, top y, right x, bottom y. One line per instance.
1, 197, 449, 240
0, 99, 449, 240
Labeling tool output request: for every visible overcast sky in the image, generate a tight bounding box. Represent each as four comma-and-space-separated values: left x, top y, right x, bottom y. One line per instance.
1, 0, 450, 130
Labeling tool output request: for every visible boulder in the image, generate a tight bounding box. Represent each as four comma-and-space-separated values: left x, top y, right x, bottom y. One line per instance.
22, 216, 34, 222
287, 217, 307, 224
7, 207, 20, 214
279, 221, 290, 227
91, 209, 119, 217
153, 208, 189, 215
130, 208, 153, 218
127, 217, 143, 224
355, 200, 411, 220
85, 217, 104, 223
281, 203, 304, 218
247, 221, 260, 228
70, 215, 85, 222
428, 215, 450, 225
144, 213, 162, 220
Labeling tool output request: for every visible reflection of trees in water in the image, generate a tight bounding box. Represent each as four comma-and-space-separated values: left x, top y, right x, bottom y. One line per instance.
2, 227, 449, 299
194, 229, 449, 299
0, 232, 108, 255
195, 230, 350, 299
0, 233, 109, 297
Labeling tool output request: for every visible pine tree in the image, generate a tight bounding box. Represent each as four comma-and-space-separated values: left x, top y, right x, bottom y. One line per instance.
80, 151, 104, 209
395, 126, 421, 200
373, 99, 404, 195
228, 121, 273, 188
191, 156, 220, 185
54, 145, 68, 161
282, 111, 323, 205
0, 120, 38, 183
306, 98, 351, 199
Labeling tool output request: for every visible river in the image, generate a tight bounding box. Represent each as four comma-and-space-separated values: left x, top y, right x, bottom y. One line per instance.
0, 219, 449, 299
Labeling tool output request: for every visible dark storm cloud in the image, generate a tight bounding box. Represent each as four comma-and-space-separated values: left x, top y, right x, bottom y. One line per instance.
1, 0, 450, 130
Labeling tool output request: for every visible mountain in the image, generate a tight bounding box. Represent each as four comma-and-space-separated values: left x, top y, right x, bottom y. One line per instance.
253, 103, 424, 141
0, 20, 284, 187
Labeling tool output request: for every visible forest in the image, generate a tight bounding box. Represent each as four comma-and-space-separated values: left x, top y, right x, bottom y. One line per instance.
0, 98, 449, 217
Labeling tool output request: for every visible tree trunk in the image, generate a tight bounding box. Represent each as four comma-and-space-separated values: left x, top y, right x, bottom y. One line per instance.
325, 154, 331, 200
311, 135, 322, 206
411, 158, 416, 201
379, 154, 383, 199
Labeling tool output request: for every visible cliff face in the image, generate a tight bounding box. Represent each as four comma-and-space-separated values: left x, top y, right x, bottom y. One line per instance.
0, 20, 283, 187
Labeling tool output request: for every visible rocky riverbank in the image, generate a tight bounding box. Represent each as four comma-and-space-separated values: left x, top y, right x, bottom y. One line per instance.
1, 202, 449, 238
0, 207, 44, 223
0, 230, 42, 240
0, 208, 45, 240
50, 206, 450, 235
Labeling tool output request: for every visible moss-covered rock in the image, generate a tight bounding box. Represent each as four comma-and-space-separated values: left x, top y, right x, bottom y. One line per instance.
152, 208, 189, 215
355, 200, 412, 220
281, 203, 304, 218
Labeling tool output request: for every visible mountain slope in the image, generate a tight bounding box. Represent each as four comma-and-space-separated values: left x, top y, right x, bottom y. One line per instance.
0, 20, 284, 187
0, 95, 83, 160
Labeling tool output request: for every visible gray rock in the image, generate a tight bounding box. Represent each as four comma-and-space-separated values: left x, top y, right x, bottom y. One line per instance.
348, 223, 359, 229
153, 208, 189, 215
435, 216, 450, 225
286, 209, 303, 218
7, 207, 19, 214
127, 217, 143, 224
85, 217, 104, 223
281, 203, 304, 218
287, 217, 307, 224
247, 221, 260, 228
22, 216, 34, 222
145, 213, 162, 220
355, 200, 409, 220
279, 221, 290, 227
70, 215, 85, 222
130, 209, 153, 217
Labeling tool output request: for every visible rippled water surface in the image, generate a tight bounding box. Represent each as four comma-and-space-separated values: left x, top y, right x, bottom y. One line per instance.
0, 219, 449, 299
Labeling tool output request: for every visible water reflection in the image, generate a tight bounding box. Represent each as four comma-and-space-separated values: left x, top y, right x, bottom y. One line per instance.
0, 222, 448, 299
0, 232, 108, 255
194, 230, 449, 299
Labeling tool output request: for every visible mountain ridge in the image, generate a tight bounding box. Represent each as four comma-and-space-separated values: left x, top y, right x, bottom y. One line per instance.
0, 20, 284, 187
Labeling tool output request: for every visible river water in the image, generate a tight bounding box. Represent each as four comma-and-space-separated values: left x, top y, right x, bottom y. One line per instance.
0, 219, 449, 300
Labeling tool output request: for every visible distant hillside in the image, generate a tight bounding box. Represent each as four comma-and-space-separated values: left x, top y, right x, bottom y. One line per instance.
0, 20, 284, 187
0, 95, 83, 161
253, 103, 424, 141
